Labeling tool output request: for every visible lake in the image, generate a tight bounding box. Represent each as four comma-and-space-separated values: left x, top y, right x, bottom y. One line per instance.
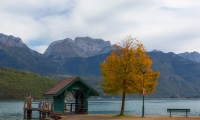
0, 98, 200, 119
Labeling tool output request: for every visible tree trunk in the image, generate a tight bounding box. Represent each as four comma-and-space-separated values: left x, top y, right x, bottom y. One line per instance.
120, 91, 126, 115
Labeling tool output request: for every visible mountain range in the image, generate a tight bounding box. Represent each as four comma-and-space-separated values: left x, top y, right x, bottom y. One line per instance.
1, 33, 200, 98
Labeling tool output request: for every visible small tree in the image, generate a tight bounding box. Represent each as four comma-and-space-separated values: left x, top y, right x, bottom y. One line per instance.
100, 36, 159, 115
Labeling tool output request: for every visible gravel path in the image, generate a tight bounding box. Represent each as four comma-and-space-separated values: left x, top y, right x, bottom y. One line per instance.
59, 114, 200, 120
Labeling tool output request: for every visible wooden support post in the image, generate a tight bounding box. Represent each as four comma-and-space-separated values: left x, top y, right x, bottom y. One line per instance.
42, 111, 46, 118
25, 95, 33, 119
70, 103, 73, 112
39, 111, 41, 118
64, 102, 66, 111
186, 111, 188, 117
27, 110, 32, 118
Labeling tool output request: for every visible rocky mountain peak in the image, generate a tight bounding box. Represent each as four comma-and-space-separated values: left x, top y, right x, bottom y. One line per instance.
151, 49, 164, 53
178, 51, 200, 63
44, 37, 112, 62
74, 37, 111, 52
0, 33, 28, 48
44, 38, 83, 60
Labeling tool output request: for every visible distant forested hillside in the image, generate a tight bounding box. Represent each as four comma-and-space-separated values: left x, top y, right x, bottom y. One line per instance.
0, 68, 58, 99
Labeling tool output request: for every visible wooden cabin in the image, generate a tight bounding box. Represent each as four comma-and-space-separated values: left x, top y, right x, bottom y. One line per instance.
43, 77, 99, 114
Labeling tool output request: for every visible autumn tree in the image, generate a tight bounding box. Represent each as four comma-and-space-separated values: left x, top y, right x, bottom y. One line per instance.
100, 36, 159, 115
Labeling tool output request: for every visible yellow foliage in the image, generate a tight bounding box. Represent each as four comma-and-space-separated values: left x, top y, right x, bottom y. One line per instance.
100, 36, 160, 96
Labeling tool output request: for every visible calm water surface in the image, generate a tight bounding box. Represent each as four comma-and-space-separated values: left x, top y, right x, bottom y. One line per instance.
0, 99, 200, 120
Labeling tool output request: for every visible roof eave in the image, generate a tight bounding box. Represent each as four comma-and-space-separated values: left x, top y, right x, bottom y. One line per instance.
43, 93, 58, 97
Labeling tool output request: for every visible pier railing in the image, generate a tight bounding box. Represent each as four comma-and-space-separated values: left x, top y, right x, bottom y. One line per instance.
24, 100, 79, 113
24, 99, 54, 119
24, 100, 53, 111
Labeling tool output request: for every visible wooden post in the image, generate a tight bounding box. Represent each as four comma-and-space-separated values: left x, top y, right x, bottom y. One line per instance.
70, 103, 73, 112
39, 111, 41, 118
42, 111, 46, 118
27, 110, 32, 118
85, 99, 88, 113
27, 95, 33, 118
186, 110, 188, 117
27, 96, 32, 109
51, 102, 53, 112
64, 101, 66, 111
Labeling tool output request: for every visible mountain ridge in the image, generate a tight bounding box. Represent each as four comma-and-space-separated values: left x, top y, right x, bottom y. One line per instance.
1, 33, 200, 98
178, 51, 200, 63
0, 33, 28, 48
0, 33, 65, 74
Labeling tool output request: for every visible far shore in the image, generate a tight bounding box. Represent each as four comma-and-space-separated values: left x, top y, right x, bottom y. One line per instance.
58, 114, 200, 120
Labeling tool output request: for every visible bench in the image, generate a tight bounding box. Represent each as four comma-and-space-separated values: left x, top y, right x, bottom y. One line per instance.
167, 109, 190, 117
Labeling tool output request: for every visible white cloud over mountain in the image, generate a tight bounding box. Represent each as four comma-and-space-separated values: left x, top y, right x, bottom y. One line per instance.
0, 0, 200, 53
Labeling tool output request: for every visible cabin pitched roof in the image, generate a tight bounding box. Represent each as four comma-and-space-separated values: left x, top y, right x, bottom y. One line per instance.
43, 77, 99, 97
44, 77, 75, 95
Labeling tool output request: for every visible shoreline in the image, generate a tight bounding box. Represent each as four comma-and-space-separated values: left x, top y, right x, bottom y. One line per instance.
59, 114, 200, 120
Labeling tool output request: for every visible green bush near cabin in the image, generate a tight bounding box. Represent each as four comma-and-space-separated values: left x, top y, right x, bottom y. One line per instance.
0, 68, 58, 99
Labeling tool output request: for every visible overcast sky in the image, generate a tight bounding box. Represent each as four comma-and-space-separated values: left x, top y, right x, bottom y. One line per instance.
0, 0, 200, 54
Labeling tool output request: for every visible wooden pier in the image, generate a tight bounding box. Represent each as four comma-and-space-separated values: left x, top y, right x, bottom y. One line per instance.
23, 98, 53, 119
23, 96, 80, 119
